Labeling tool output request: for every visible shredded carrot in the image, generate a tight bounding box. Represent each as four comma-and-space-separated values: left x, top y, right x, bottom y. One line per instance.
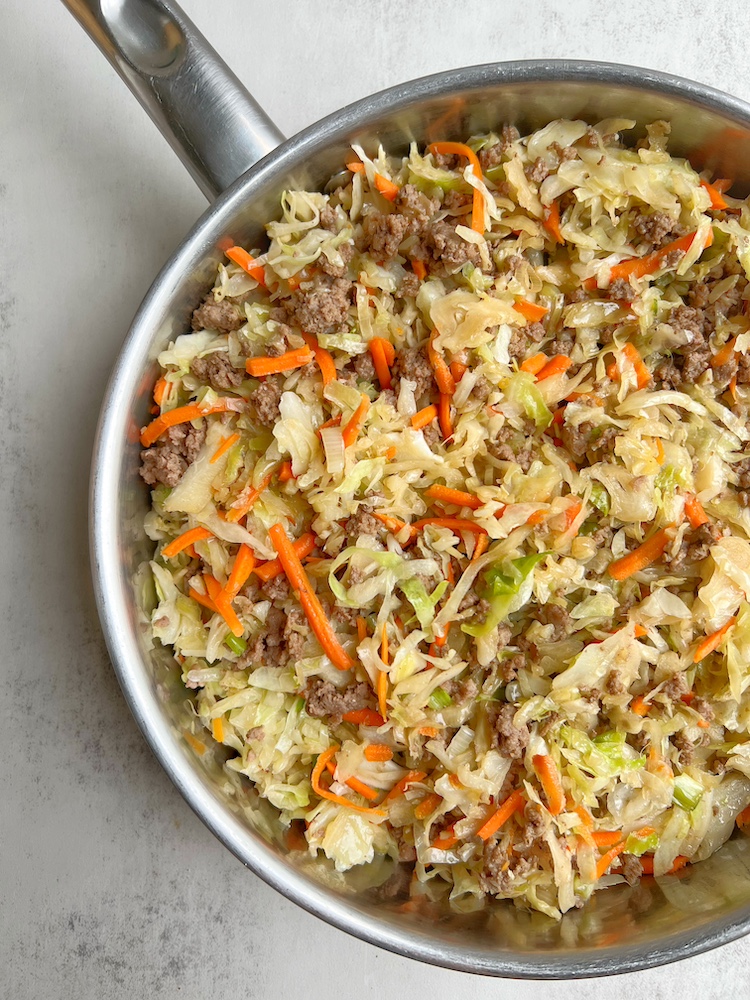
520, 352, 548, 375
693, 616, 737, 663
342, 393, 371, 448
562, 499, 582, 532
536, 355, 573, 382
372, 512, 418, 540
346, 161, 365, 174
730, 374, 738, 400
225, 245, 266, 286
140, 398, 244, 448
413, 517, 488, 535
374, 173, 400, 201
311, 746, 386, 816
153, 376, 169, 407
684, 493, 709, 529
514, 299, 548, 322
356, 616, 368, 643
425, 485, 482, 510
621, 342, 651, 389
246, 347, 313, 377
639, 856, 655, 875
668, 855, 690, 874
711, 336, 737, 369
211, 717, 225, 743
301, 332, 337, 386
471, 533, 489, 562
411, 258, 427, 280
325, 759, 379, 801
226, 469, 275, 523
526, 509, 548, 526
427, 334, 457, 396
286, 273, 302, 291
365, 744, 393, 762
607, 525, 673, 581
270, 523, 354, 671
450, 360, 468, 382
384, 770, 428, 802
737, 804, 750, 828
369, 337, 394, 389
188, 584, 218, 614
414, 792, 443, 820
591, 830, 622, 848
278, 460, 294, 483
654, 437, 665, 464
223, 543, 257, 600
432, 826, 459, 851
573, 805, 594, 828
204, 575, 244, 637
476, 789, 525, 841
701, 179, 728, 210
342, 708, 385, 727
385, 446, 397, 461
411, 404, 438, 430
595, 841, 626, 879
533, 754, 565, 816
543, 200, 565, 244
609, 228, 713, 282
438, 392, 453, 438
253, 532, 316, 583
162, 526, 212, 560
419, 726, 440, 738
183, 730, 207, 756
630, 694, 650, 717
210, 432, 240, 465
427, 141, 485, 234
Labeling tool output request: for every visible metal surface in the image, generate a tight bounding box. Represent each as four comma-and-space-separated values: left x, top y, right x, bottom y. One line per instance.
60, 0, 284, 199
75, 0, 750, 975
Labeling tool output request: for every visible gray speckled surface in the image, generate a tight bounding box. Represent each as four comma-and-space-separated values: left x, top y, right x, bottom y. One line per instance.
4, 1, 750, 995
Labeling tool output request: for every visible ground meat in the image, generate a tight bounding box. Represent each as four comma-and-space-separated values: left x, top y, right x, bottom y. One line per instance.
422, 420, 441, 448
249, 377, 282, 427
190, 352, 244, 390
319, 203, 338, 232
393, 829, 417, 863
670, 304, 707, 342
458, 590, 490, 615
442, 189, 473, 212
608, 278, 633, 301
359, 211, 411, 259
240, 605, 287, 667
633, 211, 683, 247
620, 854, 643, 886
354, 350, 376, 382
488, 437, 533, 472
688, 281, 711, 309
478, 126, 520, 171
304, 679, 370, 718
666, 522, 721, 571
487, 703, 530, 759
479, 846, 532, 895
672, 731, 696, 766
560, 421, 618, 461
525, 157, 550, 183
606, 670, 627, 696
261, 574, 290, 602
343, 506, 381, 544
317, 241, 354, 278
421, 221, 482, 272
291, 275, 352, 337
499, 653, 525, 683
472, 375, 491, 401
548, 330, 576, 356
191, 294, 245, 333
536, 604, 570, 641
139, 421, 206, 487
662, 671, 689, 701
400, 271, 421, 298
443, 677, 479, 704
517, 802, 546, 850
395, 184, 438, 230
680, 345, 712, 383
376, 863, 414, 900
737, 353, 750, 386
693, 697, 715, 723
590, 525, 614, 548
283, 608, 307, 661
392, 346, 435, 401
714, 355, 738, 390
331, 604, 361, 626
654, 358, 682, 390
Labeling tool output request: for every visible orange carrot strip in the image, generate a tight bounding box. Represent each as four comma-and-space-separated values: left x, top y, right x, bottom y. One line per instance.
591, 830, 623, 848
246, 347, 314, 377
153, 376, 169, 407
450, 361, 468, 383
737, 805, 750, 828
371, 512, 418, 540
668, 855, 690, 873
596, 841, 626, 879
311, 746, 386, 816
414, 792, 442, 820
211, 717, 225, 743
411, 404, 438, 430
269, 523, 354, 671
384, 770, 428, 802
425, 485, 482, 510
684, 493, 709, 529
471, 534, 490, 562
526, 509, 548, 526
631, 694, 651, 717
634, 624, 647, 638
476, 789, 525, 841
609, 228, 713, 282
520, 352, 548, 375
693, 616, 737, 663
226, 469, 275, 523
343, 708, 385, 727
225, 245, 266, 286
514, 299, 548, 322
428, 141, 485, 233
365, 744, 393, 762
419, 726, 440, 738
711, 336, 737, 369
536, 355, 573, 382
183, 730, 207, 756
342, 394, 371, 448
730, 374, 738, 400
607, 526, 674, 581
563, 499, 582, 532
210, 432, 240, 464
325, 759, 379, 802
438, 392, 453, 438
374, 173, 400, 201
543, 200, 565, 244
162, 526, 212, 559
574, 805, 594, 828
278, 460, 294, 483
369, 337, 394, 389
254, 533, 316, 584
223, 543, 256, 600
140, 398, 244, 448
427, 335, 457, 395
410, 258, 427, 280
301, 332, 337, 386
612, 342, 652, 389
356, 616, 368, 643
377, 671, 388, 721
432, 827, 460, 851
204, 575, 244, 638
533, 754, 565, 816
413, 517, 488, 535
188, 585, 219, 614
701, 179, 728, 210
346, 161, 365, 174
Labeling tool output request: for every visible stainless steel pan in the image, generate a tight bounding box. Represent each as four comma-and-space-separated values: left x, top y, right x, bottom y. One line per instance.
66, 0, 750, 977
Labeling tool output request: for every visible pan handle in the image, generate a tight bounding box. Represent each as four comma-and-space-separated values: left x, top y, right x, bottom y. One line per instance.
61, 0, 286, 200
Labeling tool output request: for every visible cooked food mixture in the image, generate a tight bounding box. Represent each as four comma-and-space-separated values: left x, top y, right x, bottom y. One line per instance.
141, 118, 750, 918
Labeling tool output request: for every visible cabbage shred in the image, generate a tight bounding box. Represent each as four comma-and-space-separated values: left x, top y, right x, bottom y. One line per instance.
141, 119, 750, 917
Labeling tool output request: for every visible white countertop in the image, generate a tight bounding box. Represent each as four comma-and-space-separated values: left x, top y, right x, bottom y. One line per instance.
5, 0, 750, 996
